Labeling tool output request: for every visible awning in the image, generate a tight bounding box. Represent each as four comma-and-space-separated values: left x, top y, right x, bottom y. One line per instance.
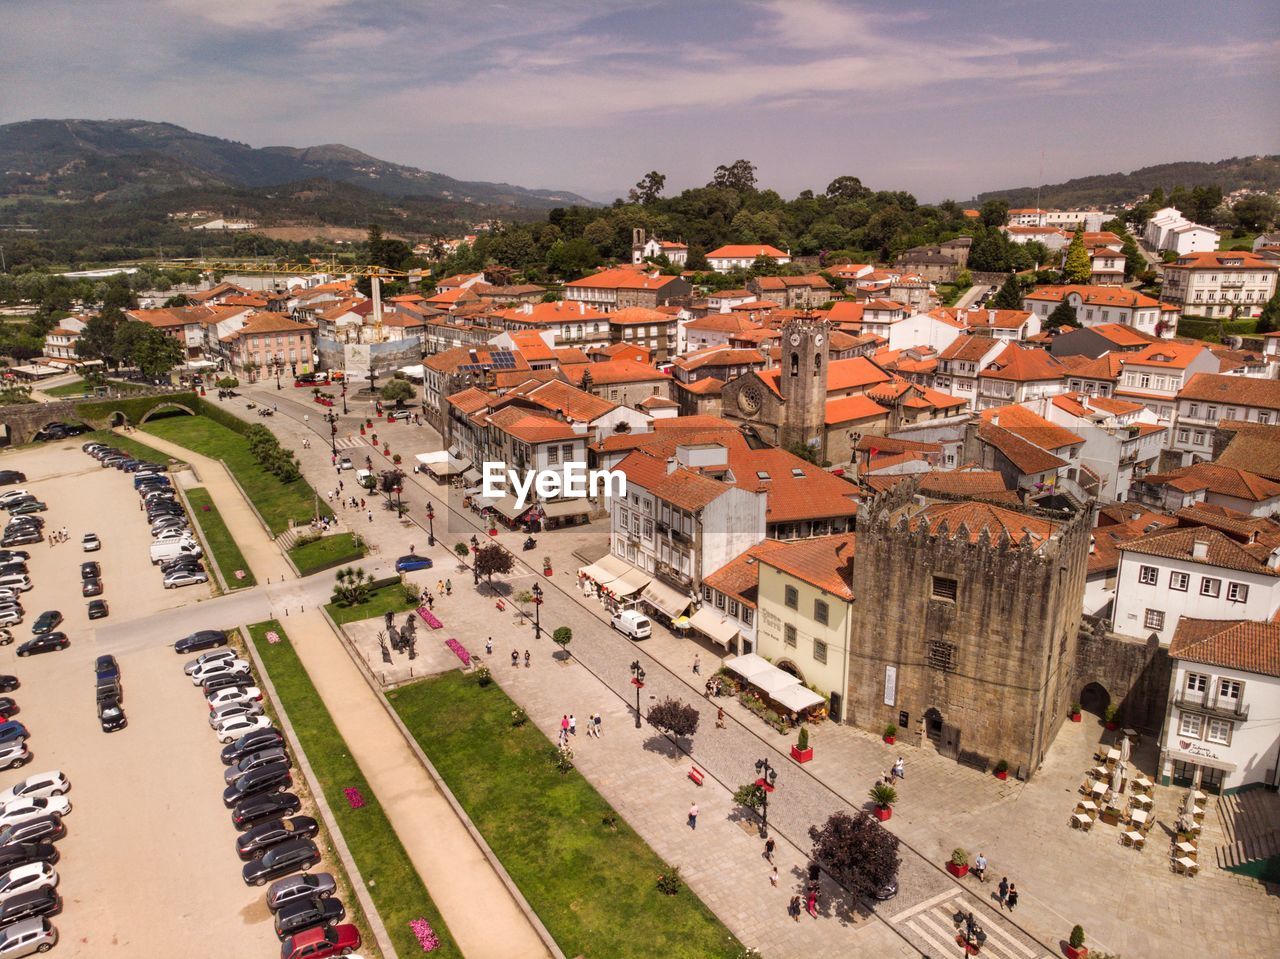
612, 566, 651, 597
596, 554, 633, 581
641, 579, 691, 618
771, 684, 825, 712
426, 455, 471, 476
415, 451, 449, 465
1165, 749, 1237, 773
578, 561, 616, 585
490, 494, 531, 521
752, 668, 800, 696
723, 652, 773, 680
691, 607, 740, 648
461, 467, 482, 485
542, 499, 592, 519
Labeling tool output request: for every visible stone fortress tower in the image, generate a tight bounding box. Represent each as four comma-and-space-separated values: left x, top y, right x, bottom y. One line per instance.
778, 314, 830, 453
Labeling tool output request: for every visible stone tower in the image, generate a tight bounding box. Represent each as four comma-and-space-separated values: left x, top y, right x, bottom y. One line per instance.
779, 314, 830, 452
631, 228, 646, 265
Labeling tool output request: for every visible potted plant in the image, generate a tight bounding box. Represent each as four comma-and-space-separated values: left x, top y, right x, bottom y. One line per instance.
360, 424, 366, 435
1069, 702, 1081, 722
1100, 805, 1121, 826
382, 443, 391, 456
791, 726, 813, 764
1103, 704, 1119, 731
994, 759, 1009, 781
883, 723, 897, 745
946, 848, 969, 878
543, 555, 553, 576
1066, 924, 1088, 959
869, 782, 896, 821
392, 453, 402, 465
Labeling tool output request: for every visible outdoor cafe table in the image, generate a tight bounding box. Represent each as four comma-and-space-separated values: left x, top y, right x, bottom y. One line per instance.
1078, 800, 1099, 814
1131, 793, 1153, 809
1072, 813, 1092, 828
1192, 790, 1207, 803
1130, 808, 1150, 827
1134, 776, 1153, 791
1091, 781, 1109, 799
1122, 830, 1144, 847
1106, 747, 1121, 763
1176, 841, 1197, 856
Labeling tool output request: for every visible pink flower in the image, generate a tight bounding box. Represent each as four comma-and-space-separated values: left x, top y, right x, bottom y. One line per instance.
409, 917, 440, 952
343, 787, 366, 809
445, 638, 471, 667
265, 630, 281, 645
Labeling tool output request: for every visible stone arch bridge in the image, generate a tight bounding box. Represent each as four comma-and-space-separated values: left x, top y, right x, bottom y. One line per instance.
1, 391, 199, 445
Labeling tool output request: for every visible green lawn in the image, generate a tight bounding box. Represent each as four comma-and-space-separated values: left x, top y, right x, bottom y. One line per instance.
391, 673, 743, 959
1219, 233, 1258, 251
245, 621, 458, 959
289, 532, 366, 576
141, 414, 329, 535
184, 487, 255, 589
83, 428, 185, 464
43, 379, 150, 398
326, 581, 417, 626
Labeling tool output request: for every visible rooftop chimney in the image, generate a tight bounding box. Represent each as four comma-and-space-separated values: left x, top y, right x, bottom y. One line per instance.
1191, 539, 1209, 560
665, 457, 678, 474
1088, 535, 1096, 555
578, 301, 585, 315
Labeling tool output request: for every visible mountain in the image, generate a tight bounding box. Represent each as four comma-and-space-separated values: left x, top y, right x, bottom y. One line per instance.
976, 155, 1280, 209
0, 118, 594, 209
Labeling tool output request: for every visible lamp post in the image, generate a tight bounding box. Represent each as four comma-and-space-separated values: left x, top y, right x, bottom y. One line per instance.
754, 758, 778, 837
470, 534, 480, 586
274, 355, 282, 391
630, 660, 646, 729
425, 502, 435, 547
325, 411, 338, 457
531, 583, 543, 640
341, 378, 348, 415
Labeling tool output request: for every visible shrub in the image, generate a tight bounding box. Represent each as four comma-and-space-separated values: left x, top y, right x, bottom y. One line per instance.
884, 724, 897, 738
511, 707, 528, 727
869, 782, 897, 808
1070, 701, 1081, 714
950, 848, 968, 866
475, 665, 492, 687
734, 783, 766, 811
797, 726, 809, 751
401, 582, 421, 604
551, 742, 574, 774
215, 377, 239, 389
1103, 703, 1119, 723
1070, 925, 1085, 950
655, 866, 682, 896
994, 759, 1009, 775
454, 542, 470, 559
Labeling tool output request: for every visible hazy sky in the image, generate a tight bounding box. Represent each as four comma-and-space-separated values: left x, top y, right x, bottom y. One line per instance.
2, 0, 1277, 202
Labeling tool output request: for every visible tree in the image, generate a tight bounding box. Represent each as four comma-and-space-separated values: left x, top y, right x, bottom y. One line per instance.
628, 171, 666, 205
808, 810, 900, 902
1257, 288, 1280, 335
825, 176, 869, 201
474, 542, 514, 589
1062, 229, 1092, 284
545, 238, 600, 280
380, 379, 415, 408
1190, 185, 1222, 223
979, 199, 1009, 228
1233, 195, 1279, 233
991, 274, 1023, 311
131, 324, 184, 379
1047, 298, 1080, 329
733, 782, 766, 812
1120, 232, 1143, 280
552, 626, 572, 659
331, 566, 374, 606
75, 309, 124, 368
646, 697, 700, 742
708, 159, 758, 193
0, 384, 32, 406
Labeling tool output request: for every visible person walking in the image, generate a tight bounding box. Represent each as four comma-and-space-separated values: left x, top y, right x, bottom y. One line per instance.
765, 837, 775, 862
788, 896, 802, 923
437, 580, 444, 595
687, 803, 698, 830
511, 650, 519, 668
568, 714, 577, 736
716, 705, 725, 729
892, 756, 905, 781
592, 712, 602, 738
560, 715, 569, 741
1006, 884, 1018, 912
445, 579, 452, 595
692, 654, 701, 676
485, 637, 493, 656
769, 865, 778, 887
805, 889, 818, 918
997, 877, 1009, 909
524, 650, 530, 668
973, 853, 987, 883
367, 511, 373, 524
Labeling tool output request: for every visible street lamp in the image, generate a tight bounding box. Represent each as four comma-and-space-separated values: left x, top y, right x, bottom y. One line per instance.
630, 660, 646, 729
341, 378, 348, 415
754, 758, 778, 836
325, 411, 338, 457
425, 502, 435, 547
531, 583, 543, 640
274, 355, 282, 391
470, 534, 480, 586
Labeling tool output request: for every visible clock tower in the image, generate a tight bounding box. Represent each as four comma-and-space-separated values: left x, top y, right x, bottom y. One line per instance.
779, 314, 830, 453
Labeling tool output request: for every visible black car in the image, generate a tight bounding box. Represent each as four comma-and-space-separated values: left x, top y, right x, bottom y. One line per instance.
94, 655, 120, 684
30, 612, 61, 635
232, 791, 302, 830
16, 634, 68, 657
0, 815, 65, 847
159, 557, 203, 574
241, 838, 320, 886
0, 532, 40, 549
0, 886, 61, 927
0, 678, 17, 694
0, 552, 29, 563
97, 698, 126, 732
175, 630, 227, 654
221, 727, 285, 765
201, 672, 253, 693
236, 816, 319, 861
80, 562, 100, 581
0, 843, 58, 873
0, 698, 15, 716
223, 764, 292, 807
95, 681, 123, 705
81, 578, 103, 598
273, 893, 345, 940
87, 599, 109, 620
0, 473, 25, 487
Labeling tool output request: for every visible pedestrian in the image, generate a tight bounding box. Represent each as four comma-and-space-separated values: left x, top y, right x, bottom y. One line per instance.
485, 637, 493, 656
327, 490, 333, 503
367, 511, 373, 524
692, 654, 701, 676
687, 803, 698, 830
426, 593, 434, 610
437, 580, 444, 595
789, 896, 802, 922
1006, 884, 1018, 912
445, 579, 452, 595
973, 852, 987, 883
765, 837, 775, 862
560, 715, 569, 740
769, 865, 778, 887
806, 889, 818, 918
569, 714, 577, 736
716, 706, 725, 729
511, 650, 519, 667
524, 650, 531, 668
893, 756, 905, 781
304, 414, 309, 424
339, 480, 344, 491
997, 877, 1008, 909
60, 526, 67, 541
592, 712, 602, 738
360, 498, 365, 509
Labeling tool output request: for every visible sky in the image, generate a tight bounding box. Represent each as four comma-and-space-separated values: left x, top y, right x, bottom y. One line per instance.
1, 0, 1277, 203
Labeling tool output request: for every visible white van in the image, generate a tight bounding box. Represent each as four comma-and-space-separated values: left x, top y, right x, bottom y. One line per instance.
150, 539, 202, 565
611, 609, 651, 640
0, 574, 31, 594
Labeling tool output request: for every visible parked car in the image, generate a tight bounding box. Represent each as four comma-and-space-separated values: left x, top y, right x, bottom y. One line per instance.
235, 816, 319, 861
163, 569, 208, 589
223, 748, 290, 785
2, 505, 44, 518
0, 800, 69, 833
0, 681, 16, 696
0, 915, 57, 956
0, 847, 56, 876
80, 579, 102, 598
0, 817, 64, 848
159, 557, 203, 575
0, 746, 27, 774
279, 924, 360, 959
0, 554, 29, 565
0, 728, 27, 749
86, 600, 108, 620
97, 699, 126, 733
0, 534, 38, 550
241, 838, 319, 886
206, 686, 262, 711
0, 702, 14, 719
190, 658, 250, 685
394, 554, 433, 573
0, 632, 10, 649
222, 763, 292, 807
0, 864, 56, 906
78, 563, 99, 582
274, 893, 345, 940
95, 681, 122, 706
185, 649, 236, 675
201, 672, 254, 695
208, 700, 263, 728
221, 728, 284, 765
0, 888, 60, 929
80, 533, 100, 552
175, 629, 226, 654
233, 792, 302, 830
0, 475, 25, 489
0, 775, 68, 807
16, 636, 67, 658
93, 656, 119, 684
28, 614, 60, 636
267, 872, 336, 912
0, 615, 19, 631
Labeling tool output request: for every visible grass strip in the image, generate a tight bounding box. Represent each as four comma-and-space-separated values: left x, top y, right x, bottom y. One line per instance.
246, 619, 459, 959
184, 487, 256, 589
326, 582, 417, 626
84, 428, 186, 464
141, 414, 329, 535
44, 379, 151, 397
289, 531, 366, 576
391, 672, 744, 959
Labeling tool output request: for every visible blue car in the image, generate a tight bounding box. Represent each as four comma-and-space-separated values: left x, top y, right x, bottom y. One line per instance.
394, 554, 433, 573
0, 722, 28, 745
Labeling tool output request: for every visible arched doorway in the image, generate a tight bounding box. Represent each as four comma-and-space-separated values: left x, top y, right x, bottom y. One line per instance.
924, 706, 943, 743
775, 660, 802, 681
109, 411, 128, 428
1079, 682, 1110, 716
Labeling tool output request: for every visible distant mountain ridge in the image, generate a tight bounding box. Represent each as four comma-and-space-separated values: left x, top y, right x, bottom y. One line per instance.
976, 155, 1280, 209
0, 118, 594, 209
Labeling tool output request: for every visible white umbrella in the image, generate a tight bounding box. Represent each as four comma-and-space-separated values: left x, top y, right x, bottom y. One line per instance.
1114, 760, 1127, 794
1119, 735, 1131, 766
1183, 790, 1197, 818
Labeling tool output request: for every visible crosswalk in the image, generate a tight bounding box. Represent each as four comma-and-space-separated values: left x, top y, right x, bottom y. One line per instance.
334, 437, 366, 451
889, 890, 1048, 959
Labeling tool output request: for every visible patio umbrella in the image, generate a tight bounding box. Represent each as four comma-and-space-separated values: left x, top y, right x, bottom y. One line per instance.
1113, 760, 1126, 794
1119, 735, 1131, 766
1183, 790, 1197, 818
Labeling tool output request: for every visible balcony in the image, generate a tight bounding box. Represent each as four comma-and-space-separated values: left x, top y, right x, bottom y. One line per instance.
656, 561, 693, 590
1174, 689, 1249, 721
656, 520, 692, 544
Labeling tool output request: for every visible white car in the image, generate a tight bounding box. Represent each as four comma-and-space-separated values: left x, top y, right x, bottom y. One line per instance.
81, 533, 100, 552
0, 493, 30, 508
206, 686, 262, 711
208, 699, 263, 727
163, 569, 208, 589
0, 743, 28, 772
190, 659, 250, 686
0, 863, 57, 905
0, 916, 57, 956
0, 796, 71, 829
0, 629, 11, 648
0, 610, 20, 629
0, 772, 68, 806
152, 528, 196, 544
215, 713, 272, 744
184, 648, 237, 676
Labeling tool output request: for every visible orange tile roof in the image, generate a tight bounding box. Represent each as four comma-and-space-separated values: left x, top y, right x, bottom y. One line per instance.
684, 314, 766, 334
673, 347, 765, 373
1165, 251, 1278, 271
483, 406, 580, 444
981, 405, 1084, 449
706, 245, 789, 259
563, 359, 668, 386
1024, 285, 1160, 309
1179, 372, 1280, 411
228, 313, 317, 337
507, 330, 556, 362
701, 548, 762, 608
1170, 618, 1280, 679
935, 307, 1033, 330
824, 395, 888, 424
564, 268, 684, 292
918, 470, 1012, 498
1144, 463, 1280, 503
127, 304, 249, 329
977, 423, 1067, 475
676, 377, 724, 395
752, 534, 857, 600
517, 379, 616, 422
1058, 352, 1125, 381
753, 275, 831, 290
614, 450, 733, 511
1051, 392, 1145, 418
1123, 342, 1211, 370
979, 344, 1067, 383
491, 301, 609, 325
608, 307, 676, 326
730, 449, 860, 523
756, 355, 890, 398
444, 387, 492, 415
1120, 526, 1279, 576
912, 501, 1059, 551
939, 335, 1001, 363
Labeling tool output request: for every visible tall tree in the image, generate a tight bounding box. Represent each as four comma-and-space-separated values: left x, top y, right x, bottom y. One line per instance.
979, 199, 1009, 228
1047, 298, 1079, 328
1120, 232, 1143, 280
132, 325, 184, 378
1062, 230, 1093, 284
992, 274, 1024, 310
1190, 185, 1223, 223
809, 811, 900, 902
75, 309, 124, 368
1256, 289, 1280, 335
628, 171, 667, 205
825, 176, 869, 201
708, 159, 758, 193
646, 697, 700, 744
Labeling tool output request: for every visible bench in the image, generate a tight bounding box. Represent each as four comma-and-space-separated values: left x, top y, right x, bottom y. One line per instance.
688, 766, 704, 786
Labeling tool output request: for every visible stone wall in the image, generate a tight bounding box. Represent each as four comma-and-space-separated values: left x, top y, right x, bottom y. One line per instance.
1072, 617, 1171, 732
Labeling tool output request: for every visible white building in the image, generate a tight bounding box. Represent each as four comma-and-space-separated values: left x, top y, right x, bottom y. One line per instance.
1160, 618, 1280, 792
1144, 207, 1220, 254
1113, 342, 1220, 421
1024, 286, 1166, 335
1172, 374, 1280, 464
704, 245, 791, 273
1112, 527, 1280, 645
1040, 393, 1165, 502
1044, 210, 1106, 232
1007, 208, 1048, 227
1159, 251, 1280, 320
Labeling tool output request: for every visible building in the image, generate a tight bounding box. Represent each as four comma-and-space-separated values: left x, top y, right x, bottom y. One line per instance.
1159, 251, 1279, 320
127, 304, 255, 361
747, 275, 833, 309
562, 359, 673, 408
1113, 341, 1220, 420
931, 336, 1006, 408
1160, 618, 1280, 793
1044, 210, 1106, 232
697, 547, 761, 653
1049, 323, 1161, 360
975, 343, 1068, 410
1024, 286, 1169, 336
1008, 208, 1049, 227
705, 245, 791, 273
490, 301, 612, 348
221, 313, 317, 379
1129, 463, 1280, 518
631, 229, 688, 266
42, 318, 86, 361
1144, 207, 1220, 254
605, 307, 679, 363
972, 405, 1086, 500
564, 267, 692, 310
1003, 226, 1073, 251
894, 246, 960, 282
1041, 392, 1165, 502
1085, 247, 1126, 286
1173, 374, 1280, 464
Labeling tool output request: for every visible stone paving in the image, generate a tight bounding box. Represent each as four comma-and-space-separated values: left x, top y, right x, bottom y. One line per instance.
344, 616, 458, 686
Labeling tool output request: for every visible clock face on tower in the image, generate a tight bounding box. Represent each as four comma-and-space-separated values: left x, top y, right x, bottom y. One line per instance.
814, 333, 824, 346
789, 333, 801, 346
738, 384, 763, 415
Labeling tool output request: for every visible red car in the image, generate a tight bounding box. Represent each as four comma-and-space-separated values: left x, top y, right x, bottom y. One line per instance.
280, 924, 360, 959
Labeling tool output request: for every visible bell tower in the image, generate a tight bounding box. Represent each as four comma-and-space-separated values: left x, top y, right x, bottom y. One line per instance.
779, 314, 830, 452
631, 228, 646, 264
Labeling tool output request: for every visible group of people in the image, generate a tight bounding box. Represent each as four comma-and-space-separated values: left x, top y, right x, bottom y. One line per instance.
45, 525, 71, 546
556, 712, 602, 745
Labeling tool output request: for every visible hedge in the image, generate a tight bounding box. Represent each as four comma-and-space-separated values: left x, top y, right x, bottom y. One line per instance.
74, 391, 201, 425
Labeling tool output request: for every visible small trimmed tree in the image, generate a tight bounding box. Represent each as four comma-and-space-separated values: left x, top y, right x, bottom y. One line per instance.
331, 566, 373, 606
809, 811, 901, 902
380, 378, 415, 408
552, 626, 572, 659
734, 782, 766, 812
474, 542, 514, 589
1047, 298, 1080, 329
646, 696, 701, 743
1063, 230, 1092, 284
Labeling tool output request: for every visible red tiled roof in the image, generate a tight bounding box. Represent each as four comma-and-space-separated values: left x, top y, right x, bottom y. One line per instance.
824, 395, 889, 425
756, 355, 890, 398
752, 533, 857, 600
981, 405, 1084, 450
979, 344, 1067, 382
912, 502, 1059, 551
1170, 618, 1280, 679
977, 423, 1068, 475
1119, 526, 1279, 575
614, 450, 734, 511
1179, 373, 1280, 411
562, 359, 667, 386
707, 245, 789, 259
1143, 463, 1280, 503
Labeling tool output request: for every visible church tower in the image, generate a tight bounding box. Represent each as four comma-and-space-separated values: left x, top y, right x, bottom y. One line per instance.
779, 314, 830, 453
631, 228, 646, 265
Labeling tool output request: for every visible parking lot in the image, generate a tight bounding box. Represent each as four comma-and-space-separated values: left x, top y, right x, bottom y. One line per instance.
0, 439, 280, 955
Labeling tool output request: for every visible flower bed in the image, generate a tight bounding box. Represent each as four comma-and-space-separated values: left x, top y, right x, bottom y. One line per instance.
343, 787, 366, 809
410, 917, 440, 952
417, 608, 443, 629
266, 630, 282, 645
445, 638, 471, 667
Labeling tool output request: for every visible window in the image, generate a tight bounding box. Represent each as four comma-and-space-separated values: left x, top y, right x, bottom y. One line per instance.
927, 641, 957, 672
1219, 678, 1241, 700
618, 510, 630, 532
1170, 571, 1189, 591
1261, 412, 1271, 425
1227, 582, 1249, 603
1177, 430, 1189, 443
642, 520, 653, 540
1179, 712, 1203, 738
931, 576, 958, 602
1200, 578, 1221, 598
741, 607, 753, 626
1207, 718, 1232, 745
703, 586, 713, 603
814, 599, 829, 625
1185, 672, 1207, 694
715, 591, 725, 610
1138, 565, 1158, 585
1144, 609, 1165, 630
784, 624, 797, 647
784, 585, 798, 610
728, 599, 739, 617
1193, 430, 1205, 445
547, 445, 559, 465
813, 639, 828, 664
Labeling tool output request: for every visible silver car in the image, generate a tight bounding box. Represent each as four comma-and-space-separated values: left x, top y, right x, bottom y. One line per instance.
184, 649, 237, 676
0, 916, 57, 956
208, 700, 263, 728
266, 872, 336, 912
223, 748, 290, 785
